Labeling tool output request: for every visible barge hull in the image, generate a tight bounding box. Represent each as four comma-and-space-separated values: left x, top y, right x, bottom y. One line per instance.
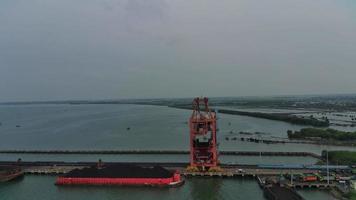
56, 176, 183, 186
55, 164, 184, 187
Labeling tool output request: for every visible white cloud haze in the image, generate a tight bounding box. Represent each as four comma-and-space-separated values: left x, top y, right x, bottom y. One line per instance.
0, 0, 356, 101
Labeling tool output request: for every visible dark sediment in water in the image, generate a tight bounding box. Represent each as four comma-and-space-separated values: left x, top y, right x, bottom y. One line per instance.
264, 184, 303, 200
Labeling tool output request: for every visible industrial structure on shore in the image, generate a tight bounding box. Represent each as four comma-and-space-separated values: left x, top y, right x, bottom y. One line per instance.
188, 97, 220, 172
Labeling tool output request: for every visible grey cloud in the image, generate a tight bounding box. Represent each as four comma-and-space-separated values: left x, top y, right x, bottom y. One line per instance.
0, 0, 356, 101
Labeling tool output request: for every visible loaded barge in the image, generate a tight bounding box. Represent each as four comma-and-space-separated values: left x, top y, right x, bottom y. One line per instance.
56, 164, 184, 187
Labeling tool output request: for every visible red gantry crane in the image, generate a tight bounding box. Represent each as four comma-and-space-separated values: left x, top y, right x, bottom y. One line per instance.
188, 97, 220, 171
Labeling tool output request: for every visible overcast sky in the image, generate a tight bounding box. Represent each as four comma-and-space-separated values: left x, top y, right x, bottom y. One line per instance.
0, 0, 356, 101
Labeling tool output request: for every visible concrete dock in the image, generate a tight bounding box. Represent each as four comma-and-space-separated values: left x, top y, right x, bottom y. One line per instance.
0, 150, 322, 159
0, 161, 320, 176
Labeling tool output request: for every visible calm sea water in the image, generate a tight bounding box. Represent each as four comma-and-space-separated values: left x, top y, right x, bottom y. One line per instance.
0, 104, 352, 199
0, 104, 355, 153
0, 176, 336, 200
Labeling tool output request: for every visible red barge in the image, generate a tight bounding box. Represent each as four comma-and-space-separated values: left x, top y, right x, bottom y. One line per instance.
56, 164, 184, 187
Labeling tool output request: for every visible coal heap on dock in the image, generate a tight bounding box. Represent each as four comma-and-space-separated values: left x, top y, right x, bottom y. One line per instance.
64, 164, 173, 178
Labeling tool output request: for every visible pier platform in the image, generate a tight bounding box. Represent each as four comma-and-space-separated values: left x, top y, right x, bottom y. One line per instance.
0, 161, 321, 177
0, 150, 322, 159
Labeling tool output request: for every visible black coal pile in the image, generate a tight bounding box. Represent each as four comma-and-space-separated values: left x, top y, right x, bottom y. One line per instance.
64, 165, 173, 178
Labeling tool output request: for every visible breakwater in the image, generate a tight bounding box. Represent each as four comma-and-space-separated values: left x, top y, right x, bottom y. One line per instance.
0, 150, 322, 159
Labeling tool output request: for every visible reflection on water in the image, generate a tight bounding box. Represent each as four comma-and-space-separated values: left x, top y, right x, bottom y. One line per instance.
0, 176, 266, 200
0, 104, 355, 154
0, 162, 334, 200
189, 178, 223, 200
298, 189, 337, 200
0, 105, 349, 200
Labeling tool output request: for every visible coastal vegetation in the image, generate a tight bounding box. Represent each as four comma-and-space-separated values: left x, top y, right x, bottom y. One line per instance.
171, 105, 329, 127
288, 128, 356, 141
344, 191, 356, 200
217, 109, 330, 127
6, 95, 356, 111
321, 150, 356, 166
